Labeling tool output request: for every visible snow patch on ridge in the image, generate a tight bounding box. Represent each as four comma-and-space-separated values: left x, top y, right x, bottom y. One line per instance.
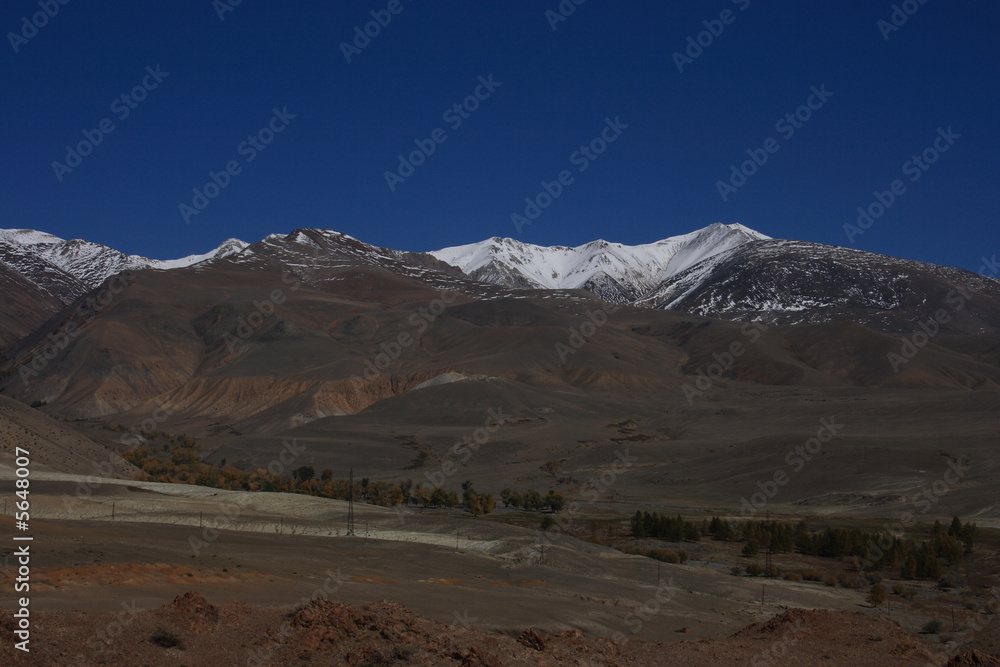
428, 223, 769, 302
0, 229, 249, 289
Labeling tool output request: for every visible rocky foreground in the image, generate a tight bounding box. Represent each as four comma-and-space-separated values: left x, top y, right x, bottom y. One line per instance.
3, 591, 997, 666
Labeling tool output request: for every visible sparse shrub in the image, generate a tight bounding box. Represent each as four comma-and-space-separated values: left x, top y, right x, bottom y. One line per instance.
731, 566, 743, 576
661, 551, 681, 564
646, 549, 680, 564
922, 619, 943, 635
540, 516, 555, 532
150, 628, 183, 648
745, 563, 763, 576
803, 570, 824, 582
891, 582, 907, 596
784, 572, 803, 583
764, 564, 779, 578
867, 583, 888, 608
964, 601, 978, 611
866, 572, 883, 585
620, 544, 685, 564
742, 540, 760, 557
823, 575, 837, 587
937, 575, 958, 589
985, 601, 999, 615
837, 573, 864, 589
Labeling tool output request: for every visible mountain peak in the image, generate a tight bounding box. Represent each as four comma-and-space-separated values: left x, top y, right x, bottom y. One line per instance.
428, 223, 769, 302
0, 228, 66, 246
2, 221, 770, 307
1, 228, 250, 284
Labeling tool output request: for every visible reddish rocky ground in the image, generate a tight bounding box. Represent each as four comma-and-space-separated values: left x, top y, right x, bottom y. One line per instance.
3, 591, 997, 666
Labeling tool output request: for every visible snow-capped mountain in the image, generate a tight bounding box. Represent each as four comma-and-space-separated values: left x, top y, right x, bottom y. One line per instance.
636, 239, 1000, 334
0, 229, 248, 300
429, 223, 769, 303
0, 232, 89, 303
4, 224, 999, 347
219, 228, 584, 302
154, 237, 250, 270
0, 261, 68, 348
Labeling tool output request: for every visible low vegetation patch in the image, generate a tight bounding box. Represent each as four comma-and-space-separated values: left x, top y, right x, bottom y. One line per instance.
121, 437, 571, 518
619, 544, 688, 564
150, 628, 183, 649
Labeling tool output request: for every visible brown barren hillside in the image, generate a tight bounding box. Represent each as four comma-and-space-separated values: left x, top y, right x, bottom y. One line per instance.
0, 395, 136, 477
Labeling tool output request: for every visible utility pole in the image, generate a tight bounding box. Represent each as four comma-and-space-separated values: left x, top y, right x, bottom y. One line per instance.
347, 467, 355, 536
279, 517, 283, 536
761, 584, 765, 610
764, 510, 773, 577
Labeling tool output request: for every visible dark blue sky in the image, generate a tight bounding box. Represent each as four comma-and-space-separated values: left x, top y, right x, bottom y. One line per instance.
2, 1, 997, 272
